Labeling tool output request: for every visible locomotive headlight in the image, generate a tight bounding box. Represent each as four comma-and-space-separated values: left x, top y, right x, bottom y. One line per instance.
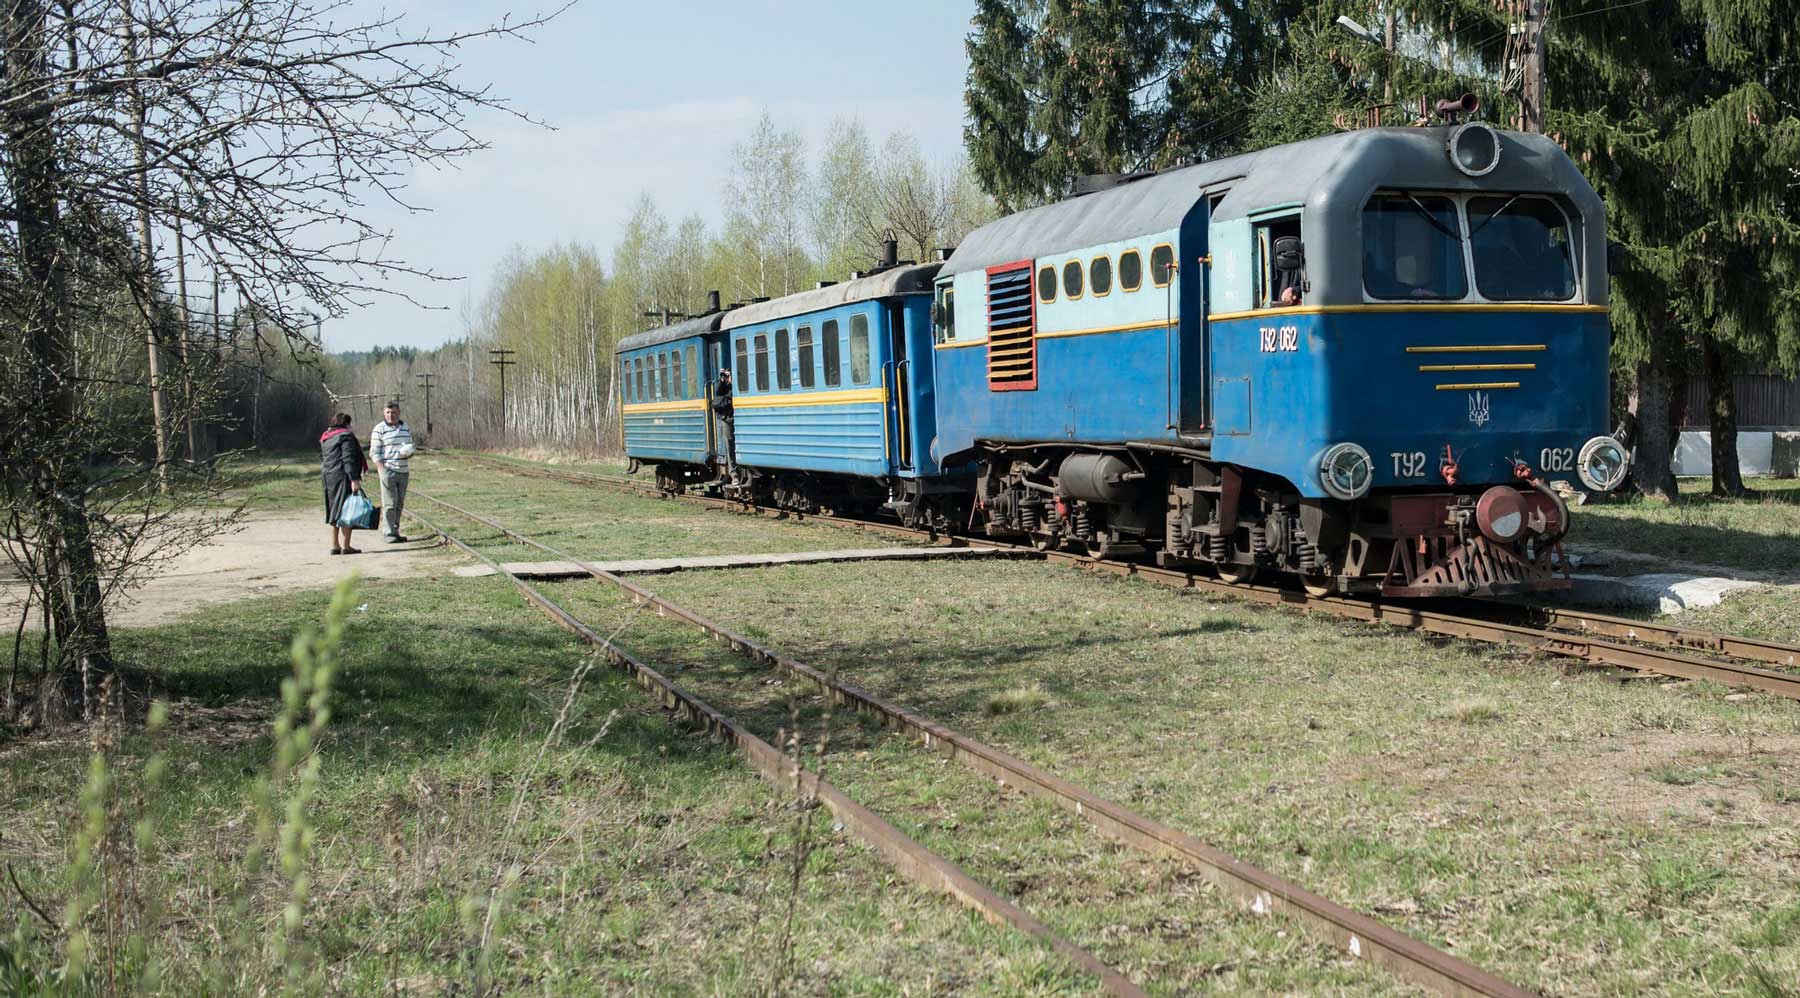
1319, 443, 1374, 500
1577, 435, 1629, 492
1447, 121, 1501, 177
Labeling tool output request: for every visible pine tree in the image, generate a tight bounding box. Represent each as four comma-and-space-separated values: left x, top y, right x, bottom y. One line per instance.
965, 0, 1045, 210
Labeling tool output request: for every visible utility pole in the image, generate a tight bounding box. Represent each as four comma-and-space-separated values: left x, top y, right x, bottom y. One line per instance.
1384, 9, 1395, 105
416, 372, 436, 439
1520, 0, 1546, 133
489, 348, 516, 442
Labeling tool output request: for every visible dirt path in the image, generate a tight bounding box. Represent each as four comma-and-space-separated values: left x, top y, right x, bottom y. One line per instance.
1, 513, 448, 630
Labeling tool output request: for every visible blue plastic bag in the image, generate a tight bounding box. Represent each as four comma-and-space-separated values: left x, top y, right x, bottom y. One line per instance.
337, 491, 379, 529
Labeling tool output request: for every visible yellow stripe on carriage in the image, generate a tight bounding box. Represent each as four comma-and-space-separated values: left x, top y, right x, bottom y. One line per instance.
1405, 344, 1548, 354
1434, 381, 1522, 391
622, 398, 709, 414
733, 387, 889, 409
1417, 363, 1538, 372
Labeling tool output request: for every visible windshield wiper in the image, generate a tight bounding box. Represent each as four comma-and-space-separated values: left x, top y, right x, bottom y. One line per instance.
1403, 194, 1462, 240
1468, 194, 1522, 237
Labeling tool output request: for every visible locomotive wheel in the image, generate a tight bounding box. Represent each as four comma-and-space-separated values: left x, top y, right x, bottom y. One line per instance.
1216, 562, 1258, 585
1088, 537, 1113, 560
1301, 576, 1336, 598
1030, 531, 1060, 552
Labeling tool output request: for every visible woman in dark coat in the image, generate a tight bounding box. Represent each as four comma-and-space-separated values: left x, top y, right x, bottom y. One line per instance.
320, 412, 368, 554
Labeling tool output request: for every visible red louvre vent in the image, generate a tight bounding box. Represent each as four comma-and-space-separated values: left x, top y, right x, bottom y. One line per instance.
985, 261, 1036, 391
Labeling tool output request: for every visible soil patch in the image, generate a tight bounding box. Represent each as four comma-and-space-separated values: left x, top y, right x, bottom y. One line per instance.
0, 512, 447, 630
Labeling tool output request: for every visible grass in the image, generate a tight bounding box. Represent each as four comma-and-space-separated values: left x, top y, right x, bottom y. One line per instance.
602, 556, 1800, 996
18, 447, 1797, 994
1, 458, 1094, 994
1569, 476, 1800, 577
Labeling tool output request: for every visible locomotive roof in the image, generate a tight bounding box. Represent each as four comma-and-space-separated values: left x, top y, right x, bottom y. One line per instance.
718, 263, 941, 331
941, 126, 1602, 278
615, 310, 731, 354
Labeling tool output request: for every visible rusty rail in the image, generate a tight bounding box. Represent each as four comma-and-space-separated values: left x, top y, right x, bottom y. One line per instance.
416, 488, 1538, 998
409, 505, 1145, 997
443, 452, 1800, 701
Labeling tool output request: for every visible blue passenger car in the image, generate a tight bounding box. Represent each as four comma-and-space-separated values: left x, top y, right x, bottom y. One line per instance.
708, 264, 962, 524
616, 310, 726, 491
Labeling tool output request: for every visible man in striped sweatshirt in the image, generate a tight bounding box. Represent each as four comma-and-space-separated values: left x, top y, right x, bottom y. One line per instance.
370, 401, 416, 542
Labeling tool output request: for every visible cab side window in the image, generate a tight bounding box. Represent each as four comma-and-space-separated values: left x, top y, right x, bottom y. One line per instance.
1255, 215, 1306, 308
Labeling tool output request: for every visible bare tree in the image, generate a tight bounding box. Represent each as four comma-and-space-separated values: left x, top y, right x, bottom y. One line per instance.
1, 0, 556, 715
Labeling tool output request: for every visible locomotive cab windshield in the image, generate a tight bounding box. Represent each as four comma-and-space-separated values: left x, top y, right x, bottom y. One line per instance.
1363, 190, 1580, 303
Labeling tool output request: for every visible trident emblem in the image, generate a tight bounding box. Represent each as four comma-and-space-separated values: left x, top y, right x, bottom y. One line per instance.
1467, 391, 1492, 428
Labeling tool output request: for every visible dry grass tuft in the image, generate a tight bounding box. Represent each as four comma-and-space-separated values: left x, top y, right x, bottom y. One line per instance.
985, 684, 1051, 716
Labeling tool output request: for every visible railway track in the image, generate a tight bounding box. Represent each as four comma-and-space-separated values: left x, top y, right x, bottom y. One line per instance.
413, 485, 1537, 997
445, 451, 1800, 701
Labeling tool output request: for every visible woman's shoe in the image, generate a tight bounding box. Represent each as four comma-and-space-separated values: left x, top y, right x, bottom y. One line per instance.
341, 546, 361, 555
330, 547, 342, 555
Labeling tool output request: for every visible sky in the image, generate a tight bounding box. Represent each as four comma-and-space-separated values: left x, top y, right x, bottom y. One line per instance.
323, 0, 976, 353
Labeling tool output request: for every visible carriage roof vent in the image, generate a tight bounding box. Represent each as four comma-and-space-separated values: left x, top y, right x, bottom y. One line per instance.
816, 280, 836, 289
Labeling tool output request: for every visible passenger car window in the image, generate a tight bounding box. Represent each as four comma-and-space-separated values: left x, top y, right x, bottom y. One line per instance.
635, 357, 645, 402
1090, 256, 1112, 296
796, 326, 815, 387
823, 320, 841, 387
1037, 266, 1056, 303
734, 339, 749, 389
1119, 251, 1142, 291
620, 360, 630, 403
1150, 245, 1175, 286
672, 350, 685, 398
775, 328, 791, 390
685, 345, 697, 397
753, 333, 770, 392
1468, 196, 1577, 301
1062, 261, 1083, 298
658, 354, 669, 400
849, 314, 871, 385
1363, 193, 1468, 300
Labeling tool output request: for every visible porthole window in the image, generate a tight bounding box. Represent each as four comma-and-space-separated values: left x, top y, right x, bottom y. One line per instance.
1151, 244, 1175, 287
1119, 250, 1143, 291
1062, 260, 1084, 299
1090, 256, 1112, 296
1037, 266, 1057, 303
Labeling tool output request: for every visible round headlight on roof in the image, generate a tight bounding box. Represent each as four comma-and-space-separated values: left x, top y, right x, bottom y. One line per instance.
1577, 435, 1629, 492
1319, 443, 1374, 501
1447, 121, 1501, 177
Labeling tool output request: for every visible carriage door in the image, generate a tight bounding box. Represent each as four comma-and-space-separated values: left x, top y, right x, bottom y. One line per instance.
707, 339, 725, 461
886, 301, 913, 469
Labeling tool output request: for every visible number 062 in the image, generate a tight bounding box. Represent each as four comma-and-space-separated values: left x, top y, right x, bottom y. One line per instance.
1540, 447, 1575, 472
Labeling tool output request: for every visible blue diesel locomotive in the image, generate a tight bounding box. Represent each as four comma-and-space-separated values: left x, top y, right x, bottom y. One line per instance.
618, 120, 1629, 597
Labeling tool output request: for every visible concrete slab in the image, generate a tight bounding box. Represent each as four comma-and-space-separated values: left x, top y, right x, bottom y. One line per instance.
1568, 572, 1764, 615
453, 545, 1026, 579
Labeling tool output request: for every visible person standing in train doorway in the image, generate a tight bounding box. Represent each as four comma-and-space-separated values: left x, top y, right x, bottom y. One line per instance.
711, 368, 736, 477
370, 400, 416, 542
